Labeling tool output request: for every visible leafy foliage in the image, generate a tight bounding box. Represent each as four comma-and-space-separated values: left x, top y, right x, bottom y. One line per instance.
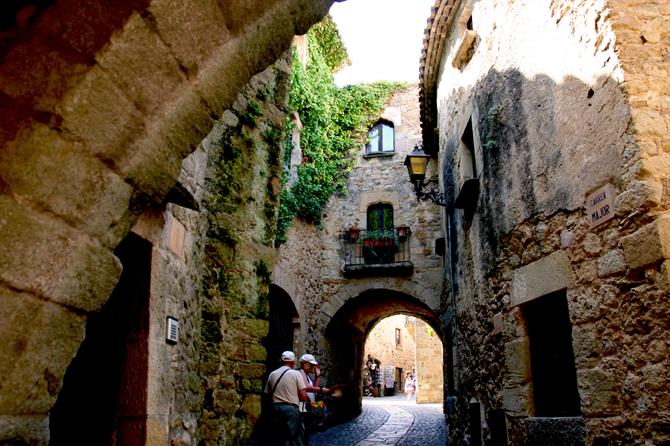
276, 18, 406, 245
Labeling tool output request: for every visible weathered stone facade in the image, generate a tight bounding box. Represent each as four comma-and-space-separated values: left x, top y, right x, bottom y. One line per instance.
420, 0, 670, 444
274, 86, 447, 420
0, 1, 333, 444
364, 315, 417, 394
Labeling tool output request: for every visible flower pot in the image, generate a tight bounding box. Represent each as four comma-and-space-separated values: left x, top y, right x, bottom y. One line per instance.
397, 225, 410, 241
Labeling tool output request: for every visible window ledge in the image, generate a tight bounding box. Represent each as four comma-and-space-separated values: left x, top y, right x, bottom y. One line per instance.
363, 152, 396, 159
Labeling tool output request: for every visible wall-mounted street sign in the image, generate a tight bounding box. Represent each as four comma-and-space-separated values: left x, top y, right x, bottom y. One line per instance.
586, 184, 616, 228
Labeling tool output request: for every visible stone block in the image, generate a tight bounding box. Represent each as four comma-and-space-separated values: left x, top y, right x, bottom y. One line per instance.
120, 133, 183, 202
167, 215, 185, 257
0, 195, 122, 312
510, 251, 573, 307
33, 0, 149, 58
148, 0, 229, 75
239, 394, 262, 419
0, 415, 49, 446
234, 363, 265, 380
244, 344, 267, 362
656, 260, 670, 292
631, 108, 669, 137
571, 325, 599, 368
615, 180, 663, 214
622, 214, 670, 269
0, 125, 133, 238
492, 312, 504, 335
577, 368, 622, 416
230, 319, 269, 339
504, 338, 531, 386
57, 65, 144, 162
145, 415, 169, 446
597, 250, 627, 277
502, 382, 532, 417
219, 0, 291, 34
640, 155, 670, 181
144, 86, 215, 162
95, 14, 186, 115
0, 287, 86, 414
0, 34, 90, 111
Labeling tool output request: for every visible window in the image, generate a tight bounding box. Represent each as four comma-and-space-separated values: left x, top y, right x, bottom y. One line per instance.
395, 328, 401, 346
523, 290, 580, 417
461, 118, 476, 179
367, 203, 394, 231
366, 120, 395, 154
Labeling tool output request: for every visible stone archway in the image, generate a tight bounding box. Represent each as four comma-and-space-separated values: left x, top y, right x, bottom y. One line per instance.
0, 1, 335, 442
323, 288, 444, 422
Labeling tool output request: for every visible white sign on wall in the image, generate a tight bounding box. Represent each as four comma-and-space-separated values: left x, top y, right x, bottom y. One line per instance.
586, 184, 616, 228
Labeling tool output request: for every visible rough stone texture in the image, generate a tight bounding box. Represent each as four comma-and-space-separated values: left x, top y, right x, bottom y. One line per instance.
0, 1, 333, 444
195, 53, 293, 445
525, 417, 587, 446
364, 315, 416, 394
415, 319, 444, 403
622, 213, 670, 270
510, 251, 573, 307
421, 0, 670, 445
274, 86, 446, 420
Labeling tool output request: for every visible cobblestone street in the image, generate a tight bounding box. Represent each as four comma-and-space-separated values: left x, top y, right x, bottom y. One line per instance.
310, 395, 446, 446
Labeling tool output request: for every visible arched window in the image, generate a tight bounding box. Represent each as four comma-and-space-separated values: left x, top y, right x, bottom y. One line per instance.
365, 120, 395, 154
367, 203, 394, 231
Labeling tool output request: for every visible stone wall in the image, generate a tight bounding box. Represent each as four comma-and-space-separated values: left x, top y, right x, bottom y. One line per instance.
274, 86, 447, 420
364, 315, 416, 394
196, 52, 293, 445
0, 1, 333, 444
415, 319, 444, 404
424, 0, 669, 444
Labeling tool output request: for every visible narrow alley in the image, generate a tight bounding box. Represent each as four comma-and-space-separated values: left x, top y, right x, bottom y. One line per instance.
310, 395, 446, 446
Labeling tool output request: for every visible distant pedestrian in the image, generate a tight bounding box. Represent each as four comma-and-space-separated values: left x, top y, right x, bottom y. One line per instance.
264, 351, 308, 446
404, 371, 415, 401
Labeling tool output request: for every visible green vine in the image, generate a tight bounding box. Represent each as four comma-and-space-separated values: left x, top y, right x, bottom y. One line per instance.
275, 17, 406, 245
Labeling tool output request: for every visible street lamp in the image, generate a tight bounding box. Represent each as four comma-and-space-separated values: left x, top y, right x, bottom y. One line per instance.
404, 145, 449, 206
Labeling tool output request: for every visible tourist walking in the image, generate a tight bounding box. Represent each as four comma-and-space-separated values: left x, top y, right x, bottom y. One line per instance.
298, 354, 331, 437
264, 351, 308, 446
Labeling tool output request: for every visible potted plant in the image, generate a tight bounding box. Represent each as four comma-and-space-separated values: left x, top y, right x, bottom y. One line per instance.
396, 225, 410, 241
347, 226, 360, 242
362, 229, 399, 263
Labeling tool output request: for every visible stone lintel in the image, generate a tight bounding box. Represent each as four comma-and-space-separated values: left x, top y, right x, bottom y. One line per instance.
510, 251, 573, 307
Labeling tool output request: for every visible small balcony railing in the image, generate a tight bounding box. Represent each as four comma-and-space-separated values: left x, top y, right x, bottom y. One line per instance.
342, 226, 413, 277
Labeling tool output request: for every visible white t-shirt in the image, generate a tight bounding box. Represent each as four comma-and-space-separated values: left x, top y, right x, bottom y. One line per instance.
264, 366, 305, 406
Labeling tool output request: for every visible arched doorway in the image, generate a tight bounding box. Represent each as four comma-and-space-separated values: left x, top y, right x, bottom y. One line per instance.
324, 289, 444, 422
49, 232, 151, 445
263, 285, 300, 371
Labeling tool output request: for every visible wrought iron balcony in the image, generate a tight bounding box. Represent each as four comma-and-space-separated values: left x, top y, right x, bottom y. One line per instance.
342, 226, 413, 277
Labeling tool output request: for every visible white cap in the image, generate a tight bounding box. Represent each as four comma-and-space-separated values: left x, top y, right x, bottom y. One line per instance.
281, 351, 296, 361
299, 353, 318, 365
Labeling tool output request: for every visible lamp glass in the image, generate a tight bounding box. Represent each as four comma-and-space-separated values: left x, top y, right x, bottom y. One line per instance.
409, 156, 428, 177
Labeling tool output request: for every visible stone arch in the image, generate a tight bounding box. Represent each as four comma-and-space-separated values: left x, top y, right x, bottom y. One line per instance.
323, 288, 444, 421
0, 0, 334, 441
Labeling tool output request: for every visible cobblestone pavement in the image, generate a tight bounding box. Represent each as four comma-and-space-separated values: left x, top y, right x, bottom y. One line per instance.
310, 394, 446, 446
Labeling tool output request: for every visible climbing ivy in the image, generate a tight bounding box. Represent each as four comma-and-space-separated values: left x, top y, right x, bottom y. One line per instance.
276, 18, 406, 245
